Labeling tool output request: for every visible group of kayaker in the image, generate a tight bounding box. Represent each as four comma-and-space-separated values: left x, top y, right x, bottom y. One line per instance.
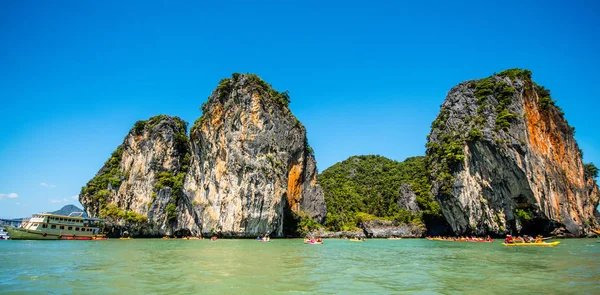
256, 234, 270, 242
306, 237, 323, 243
427, 236, 493, 242
162, 235, 203, 239
504, 234, 544, 244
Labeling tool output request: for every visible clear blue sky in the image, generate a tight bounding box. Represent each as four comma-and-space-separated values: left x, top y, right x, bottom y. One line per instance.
1, 1, 599, 218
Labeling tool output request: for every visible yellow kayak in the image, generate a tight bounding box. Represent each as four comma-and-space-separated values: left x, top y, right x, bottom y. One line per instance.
120, 237, 132, 240
591, 229, 600, 235
349, 239, 365, 242
502, 241, 560, 247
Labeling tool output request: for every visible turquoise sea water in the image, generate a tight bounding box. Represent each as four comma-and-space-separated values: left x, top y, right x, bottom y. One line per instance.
0, 238, 599, 294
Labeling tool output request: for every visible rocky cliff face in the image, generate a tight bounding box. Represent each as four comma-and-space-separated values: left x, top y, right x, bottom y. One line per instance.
80, 74, 326, 238
79, 115, 198, 237
426, 69, 599, 237
397, 183, 420, 215
184, 73, 326, 237
361, 220, 425, 238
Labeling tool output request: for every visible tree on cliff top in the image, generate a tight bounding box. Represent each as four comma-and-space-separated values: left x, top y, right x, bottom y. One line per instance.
192, 73, 294, 135
585, 163, 598, 179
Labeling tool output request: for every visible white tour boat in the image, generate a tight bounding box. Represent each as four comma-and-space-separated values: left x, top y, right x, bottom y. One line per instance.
5, 212, 103, 240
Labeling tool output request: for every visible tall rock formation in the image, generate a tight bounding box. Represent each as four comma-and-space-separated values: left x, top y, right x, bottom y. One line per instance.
79, 115, 198, 237
184, 73, 326, 237
426, 69, 599, 237
80, 74, 326, 237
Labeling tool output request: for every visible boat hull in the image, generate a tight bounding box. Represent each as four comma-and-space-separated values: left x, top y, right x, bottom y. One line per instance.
5, 226, 59, 240
5, 226, 96, 240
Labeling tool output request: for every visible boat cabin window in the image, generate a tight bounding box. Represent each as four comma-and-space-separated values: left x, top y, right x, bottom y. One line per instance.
75, 228, 79, 231
68, 227, 73, 230
60, 226, 65, 230
51, 225, 56, 229
42, 224, 47, 228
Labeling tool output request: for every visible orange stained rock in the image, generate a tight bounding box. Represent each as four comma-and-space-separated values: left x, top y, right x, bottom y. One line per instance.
251, 92, 263, 128
210, 104, 224, 129
287, 163, 303, 213
523, 87, 584, 187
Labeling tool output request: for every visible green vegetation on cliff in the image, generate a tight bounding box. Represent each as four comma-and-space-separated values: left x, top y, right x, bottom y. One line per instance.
319, 155, 441, 231
585, 163, 598, 179
100, 204, 148, 223
80, 147, 124, 208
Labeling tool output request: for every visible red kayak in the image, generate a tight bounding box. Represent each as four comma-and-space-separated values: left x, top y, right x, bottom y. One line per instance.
60, 236, 93, 240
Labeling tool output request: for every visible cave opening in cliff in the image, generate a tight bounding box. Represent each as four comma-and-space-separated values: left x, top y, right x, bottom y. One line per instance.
282, 198, 301, 238
514, 206, 552, 235
422, 214, 453, 236
281, 193, 313, 238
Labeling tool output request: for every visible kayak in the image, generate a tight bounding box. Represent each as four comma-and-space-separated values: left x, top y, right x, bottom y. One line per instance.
304, 240, 322, 245
502, 241, 560, 247
591, 229, 600, 235
428, 238, 492, 242
349, 239, 365, 242
120, 237, 132, 240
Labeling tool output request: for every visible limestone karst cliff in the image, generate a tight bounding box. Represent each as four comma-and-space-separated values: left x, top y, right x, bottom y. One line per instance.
184, 73, 326, 237
426, 69, 599, 237
79, 74, 326, 237
79, 115, 197, 237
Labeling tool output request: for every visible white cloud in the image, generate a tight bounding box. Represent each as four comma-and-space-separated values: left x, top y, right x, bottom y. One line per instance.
0, 193, 19, 200
50, 198, 69, 203
40, 182, 56, 188
71, 195, 79, 200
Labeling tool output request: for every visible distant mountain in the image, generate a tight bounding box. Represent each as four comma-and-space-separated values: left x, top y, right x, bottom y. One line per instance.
50, 205, 87, 217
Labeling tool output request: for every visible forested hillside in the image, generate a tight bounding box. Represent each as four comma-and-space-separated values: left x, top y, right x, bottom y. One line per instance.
319, 155, 443, 231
